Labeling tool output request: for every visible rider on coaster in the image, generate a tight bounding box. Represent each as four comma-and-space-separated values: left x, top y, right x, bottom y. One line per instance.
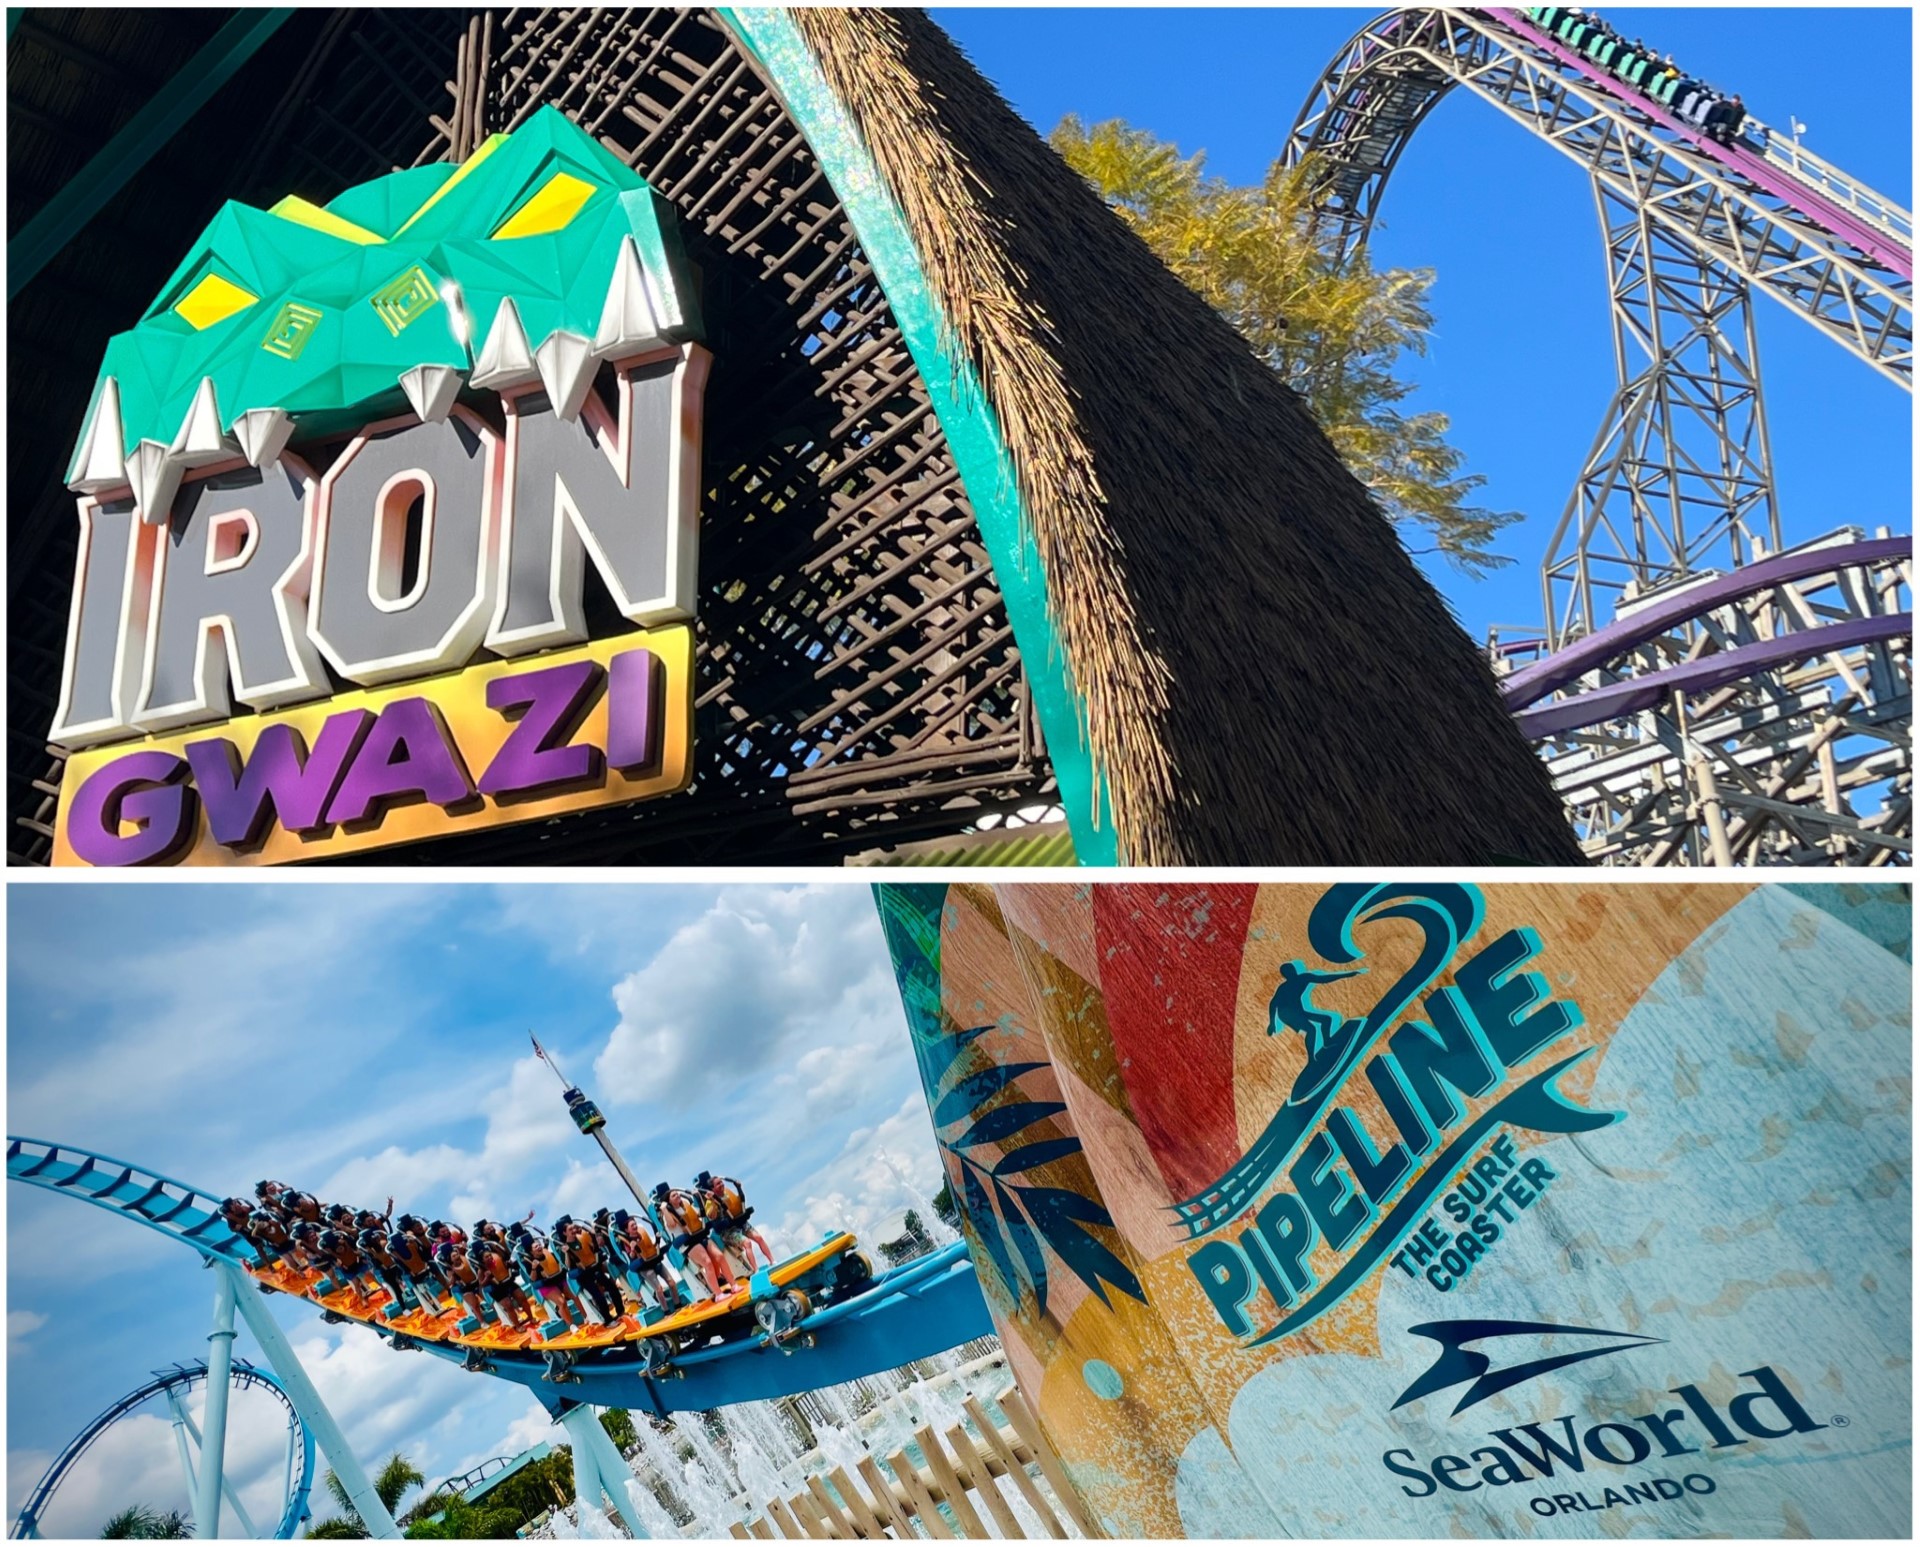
697, 1171, 776, 1271
561, 1218, 627, 1325
388, 1216, 450, 1314
246, 1203, 301, 1269
433, 1236, 489, 1325
317, 1227, 377, 1303
613, 1208, 686, 1312
654, 1182, 740, 1300
473, 1236, 534, 1331
355, 1222, 416, 1316
262, 1181, 322, 1225
512, 1223, 587, 1329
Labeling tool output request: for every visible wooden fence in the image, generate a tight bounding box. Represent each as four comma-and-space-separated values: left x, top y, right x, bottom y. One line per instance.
728, 1388, 1096, 1540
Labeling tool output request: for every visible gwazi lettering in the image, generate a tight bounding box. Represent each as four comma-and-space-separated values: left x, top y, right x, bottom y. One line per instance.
64, 645, 667, 866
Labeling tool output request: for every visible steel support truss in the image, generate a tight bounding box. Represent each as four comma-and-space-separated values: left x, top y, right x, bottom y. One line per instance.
1502, 532, 1911, 865
1288, 7, 1912, 865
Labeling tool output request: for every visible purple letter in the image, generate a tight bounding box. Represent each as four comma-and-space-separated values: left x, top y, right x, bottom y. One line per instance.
478, 660, 603, 798
66, 750, 197, 866
606, 647, 662, 774
186, 711, 375, 848
323, 698, 474, 826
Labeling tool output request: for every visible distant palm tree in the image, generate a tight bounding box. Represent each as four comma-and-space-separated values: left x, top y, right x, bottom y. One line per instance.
308, 1453, 427, 1538
99, 1505, 192, 1538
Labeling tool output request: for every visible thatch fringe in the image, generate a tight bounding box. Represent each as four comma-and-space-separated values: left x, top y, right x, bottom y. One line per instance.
793, 6, 1178, 861
790, 9, 1584, 864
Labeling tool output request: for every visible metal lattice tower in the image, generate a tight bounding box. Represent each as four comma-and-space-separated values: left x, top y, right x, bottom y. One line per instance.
1287, 6, 1912, 865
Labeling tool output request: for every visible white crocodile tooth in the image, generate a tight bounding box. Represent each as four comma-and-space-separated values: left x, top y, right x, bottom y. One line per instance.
230, 408, 295, 470
469, 297, 537, 388
592, 236, 662, 359
127, 440, 185, 526
170, 378, 240, 466
69, 377, 129, 493
399, 363, 464, 424
534, 331, 597, 422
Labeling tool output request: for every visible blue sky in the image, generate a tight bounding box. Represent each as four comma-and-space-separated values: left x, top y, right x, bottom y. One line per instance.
6, 883, 937, 1536
933, 7, 1913, 638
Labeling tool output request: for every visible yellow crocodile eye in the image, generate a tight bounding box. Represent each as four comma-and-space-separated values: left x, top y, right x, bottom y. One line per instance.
492, 172, 597, 240
175, 272, 259, 330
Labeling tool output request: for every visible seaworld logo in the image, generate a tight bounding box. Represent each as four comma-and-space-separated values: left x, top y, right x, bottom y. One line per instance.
1393, 1319, 1664, 1416
1382, 1359, 1831, 1506
1183, 883, 1617, 1345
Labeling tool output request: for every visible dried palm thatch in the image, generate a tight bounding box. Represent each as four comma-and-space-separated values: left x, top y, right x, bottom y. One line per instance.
790, 9, 1584, 864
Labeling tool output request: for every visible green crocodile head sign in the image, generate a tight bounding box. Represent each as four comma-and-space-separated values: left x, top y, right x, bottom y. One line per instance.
68, 104, 701, 503
53, 107, 711, 866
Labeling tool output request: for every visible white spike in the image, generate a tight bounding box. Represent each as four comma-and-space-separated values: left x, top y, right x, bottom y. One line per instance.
399, 363, 464, 424
230, 408, 295, 470
69, 377, 129, 493
534, 331, 597, 422
470, 297, 537, 388
170, 378, 240, 466
592, 236, 663, 359
127, 439, 185, 526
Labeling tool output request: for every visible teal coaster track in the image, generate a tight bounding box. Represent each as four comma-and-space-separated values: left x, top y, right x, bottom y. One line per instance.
6, 1135, 991, 1414
11, 1358, 314, 1540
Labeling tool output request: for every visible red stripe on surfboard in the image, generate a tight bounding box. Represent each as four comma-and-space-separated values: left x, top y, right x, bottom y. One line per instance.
1091, 884, 1252, 1202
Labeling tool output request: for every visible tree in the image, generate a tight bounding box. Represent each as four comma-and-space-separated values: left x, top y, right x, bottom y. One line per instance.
403, 1495, 522, 1540
600, 1408, 637, 1452
99, 1505, 191, 1539
931, 1182, 959, 1229
310, 1452, 427, 1538
1052, 115, 1522, 574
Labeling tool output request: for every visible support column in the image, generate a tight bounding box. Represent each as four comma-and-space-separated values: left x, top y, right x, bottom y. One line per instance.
221, 1260, 401, 1538
559, 1404, 645, 1537
563, 1407, 608, 1527
192, 1267, 238, 1538
165, 1390, 202, 1510
178, 1394, 263, 1537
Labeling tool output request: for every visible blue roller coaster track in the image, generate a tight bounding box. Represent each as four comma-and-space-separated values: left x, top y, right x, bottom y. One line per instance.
5, 1136, 993, 1416
11, 1357, 314, 1540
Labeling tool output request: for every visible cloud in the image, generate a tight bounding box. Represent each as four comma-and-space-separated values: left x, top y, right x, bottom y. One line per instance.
596, 885, 896, 1106
775, 1094, 946, 1247
9, 1309, 48, 1347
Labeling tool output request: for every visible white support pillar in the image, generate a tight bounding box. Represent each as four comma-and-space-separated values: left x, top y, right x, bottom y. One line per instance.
563, 1407, 609, 1527
165, 1390, 202, 1507
192, 1267, 238, 1538
559, 1404, 647, 1537
178, 1394, 263, 1537
221, 1260, 401, 1539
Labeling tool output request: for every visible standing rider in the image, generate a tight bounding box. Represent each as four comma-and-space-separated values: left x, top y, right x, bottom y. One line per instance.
614, 1208, 685, 1312
654, 1182, 739, 1300
697, 1171, 776, 1272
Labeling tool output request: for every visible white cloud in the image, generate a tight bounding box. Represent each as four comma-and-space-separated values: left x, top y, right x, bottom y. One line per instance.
9, 1309, 48, 1347
596, 885, 895, 1106
775, 1094, 946, 1249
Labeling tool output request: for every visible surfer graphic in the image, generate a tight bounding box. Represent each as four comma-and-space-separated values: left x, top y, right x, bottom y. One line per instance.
1269, 961, 1367, 1106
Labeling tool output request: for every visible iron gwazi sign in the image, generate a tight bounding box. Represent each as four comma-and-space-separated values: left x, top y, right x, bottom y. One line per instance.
50, 109, 709, 865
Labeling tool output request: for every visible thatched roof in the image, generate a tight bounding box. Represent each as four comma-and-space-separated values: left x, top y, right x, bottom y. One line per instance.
789, 9, 1583, 865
